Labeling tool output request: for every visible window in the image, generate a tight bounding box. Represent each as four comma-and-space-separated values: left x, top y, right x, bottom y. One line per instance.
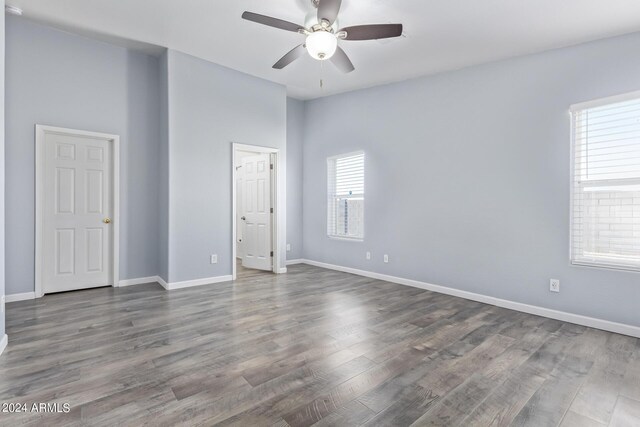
327, 152, 365, 240
570, 92, 640, 271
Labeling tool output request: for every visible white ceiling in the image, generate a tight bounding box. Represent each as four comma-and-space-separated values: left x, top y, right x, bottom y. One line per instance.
9, 0, 640, 99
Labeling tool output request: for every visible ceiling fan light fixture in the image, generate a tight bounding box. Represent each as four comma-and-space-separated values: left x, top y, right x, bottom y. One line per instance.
306, 31, 337, 60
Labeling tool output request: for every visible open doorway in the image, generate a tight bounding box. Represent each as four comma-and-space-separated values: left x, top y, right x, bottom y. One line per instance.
232, 143, 281, 279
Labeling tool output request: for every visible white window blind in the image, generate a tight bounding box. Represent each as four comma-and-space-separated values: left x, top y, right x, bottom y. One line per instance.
327, 152, 365, 240
571, 93, 640, 271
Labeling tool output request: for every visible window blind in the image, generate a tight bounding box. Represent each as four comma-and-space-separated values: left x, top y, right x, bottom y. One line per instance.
571, 93, 640, 271
327, 152, 365, 240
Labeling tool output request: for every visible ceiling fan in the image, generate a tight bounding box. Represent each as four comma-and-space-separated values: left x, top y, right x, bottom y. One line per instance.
242, 0, 403, 73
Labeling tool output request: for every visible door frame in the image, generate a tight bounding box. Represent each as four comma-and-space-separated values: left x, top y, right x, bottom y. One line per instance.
232, 142, 284, 280
35, 125, 120, 298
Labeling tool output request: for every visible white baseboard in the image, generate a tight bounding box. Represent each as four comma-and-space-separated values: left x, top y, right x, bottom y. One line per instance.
118, 274, 232, 291
286, 259, 304, 265
5, 292, 36, 302
163, 275, 233, 290
0, 334, 7, 357
118, 276, 159, 287
299, 259, 640, 339
5, 274, 233, 300
156, 276, 169, 290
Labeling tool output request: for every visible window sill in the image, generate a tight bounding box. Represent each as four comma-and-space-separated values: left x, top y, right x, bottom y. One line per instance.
327, 236, 364, 242
571, 260, 640, 274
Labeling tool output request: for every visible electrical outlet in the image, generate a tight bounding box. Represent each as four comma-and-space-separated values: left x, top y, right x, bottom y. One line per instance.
550, 279, 560, 293
384, 254, 389, 263
286, 244, 291, 252
366, 251, 371, 260
210, 254, 218, 264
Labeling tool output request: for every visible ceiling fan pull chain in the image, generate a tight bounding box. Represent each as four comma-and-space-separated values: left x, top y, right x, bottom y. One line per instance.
320, 60, 325, 91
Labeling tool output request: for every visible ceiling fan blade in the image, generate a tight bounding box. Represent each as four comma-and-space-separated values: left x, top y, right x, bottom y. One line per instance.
317, 0, 342, 25
273, 45, 306, 69
339, 24, 403, 41
330, 46, 355, 73
242, 11, 304, 33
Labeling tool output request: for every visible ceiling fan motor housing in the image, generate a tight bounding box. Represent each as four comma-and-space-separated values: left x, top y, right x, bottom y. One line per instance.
304, 11, 338, 31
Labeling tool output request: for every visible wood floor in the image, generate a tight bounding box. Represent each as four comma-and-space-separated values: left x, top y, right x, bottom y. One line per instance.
1, 263, 640, 426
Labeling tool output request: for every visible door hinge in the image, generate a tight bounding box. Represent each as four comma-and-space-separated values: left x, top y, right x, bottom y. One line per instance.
270, 251, 274, 257
270, 163, 274, 170
270, 208, 274, 214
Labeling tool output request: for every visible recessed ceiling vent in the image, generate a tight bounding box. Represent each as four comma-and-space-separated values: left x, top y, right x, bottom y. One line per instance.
5, 5, 23, 16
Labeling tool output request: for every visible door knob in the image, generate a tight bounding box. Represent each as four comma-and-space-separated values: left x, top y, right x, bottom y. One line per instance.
103, 218, 111, 224
241, 216, 246, 221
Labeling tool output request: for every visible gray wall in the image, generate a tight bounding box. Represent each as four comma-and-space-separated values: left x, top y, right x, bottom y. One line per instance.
165, 50, 287, 283
302, 31, 640, 327
158, 50, 170, 282
0, 0, 5, 337
5, 17, 162, 294
286, 98, 304, 260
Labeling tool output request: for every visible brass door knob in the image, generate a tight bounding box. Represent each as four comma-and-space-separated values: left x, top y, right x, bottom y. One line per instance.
103, 218, 111, 224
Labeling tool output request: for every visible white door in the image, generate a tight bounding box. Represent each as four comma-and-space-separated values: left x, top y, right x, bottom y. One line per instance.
41, 130, 114, 293
241, 154, 273, 271
236, 167, 244, 259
